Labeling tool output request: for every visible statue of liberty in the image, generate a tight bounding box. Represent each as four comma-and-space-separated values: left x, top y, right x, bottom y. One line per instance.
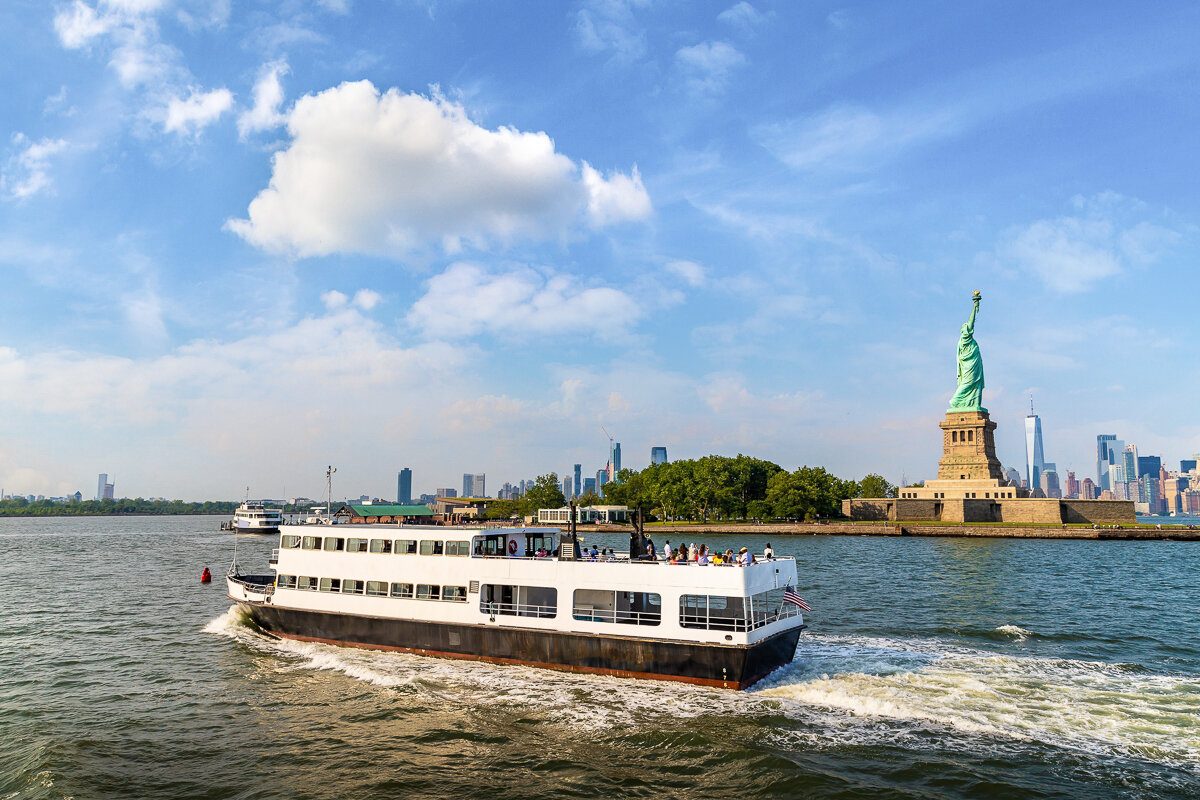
948, 291, 985, 412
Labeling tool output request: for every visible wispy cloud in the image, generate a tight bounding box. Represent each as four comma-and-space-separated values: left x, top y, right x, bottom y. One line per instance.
237, 60, 290, 139
1, 135, 70, 200
674, 41, 745, 97
164, 86, 233, 135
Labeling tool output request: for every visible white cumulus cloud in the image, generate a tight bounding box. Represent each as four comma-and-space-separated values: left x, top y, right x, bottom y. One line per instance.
227, 81, 651, 258
164, 87, 233, 134
2, 134, 70, 200
675, 41, 745, 96
237, 60, 289, 139
665, 259, 706, 287
406, 262, 640, 340
998, 193, 1183, 293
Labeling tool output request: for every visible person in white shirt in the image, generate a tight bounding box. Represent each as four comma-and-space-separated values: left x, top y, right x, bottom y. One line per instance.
738, 547, 752, 566
688, 542, 698, 562
763, 543, 775, 560
663, 541, 674, 560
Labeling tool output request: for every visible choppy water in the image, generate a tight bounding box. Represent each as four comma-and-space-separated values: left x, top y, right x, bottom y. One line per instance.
2, 517, 1198, 799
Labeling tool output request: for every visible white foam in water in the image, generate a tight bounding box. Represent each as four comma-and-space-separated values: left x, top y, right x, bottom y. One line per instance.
993, 624, 1034, 641
204, 607, 1200, 769
756, 632, 1200, 770
202, 605, 759, 730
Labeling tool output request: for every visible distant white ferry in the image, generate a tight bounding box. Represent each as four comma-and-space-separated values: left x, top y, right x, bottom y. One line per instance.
228, 525, 806, 689
232, 501, 284, 534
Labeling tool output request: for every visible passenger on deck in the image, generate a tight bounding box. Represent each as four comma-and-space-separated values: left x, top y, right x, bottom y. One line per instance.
724, 548, 736, 564
688, 542, 698, 562
738, 547, 753, 566
697, 547, 710, 566
711, 552, 724, 565
764, 542, 775, 560
590, 545, 600, 559
536, 546, 548, 558
663, 540, 674, 560
645, 536, 657, 560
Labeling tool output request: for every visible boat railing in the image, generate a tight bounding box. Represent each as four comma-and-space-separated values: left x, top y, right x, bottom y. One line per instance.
479, 601, 557, 619
571, 607, 662, 625
679, 605, 799, 632
228, 572, 275, 595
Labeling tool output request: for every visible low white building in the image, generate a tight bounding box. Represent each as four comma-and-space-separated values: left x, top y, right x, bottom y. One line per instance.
591, 505, 630, 523
538, 506, 598, 524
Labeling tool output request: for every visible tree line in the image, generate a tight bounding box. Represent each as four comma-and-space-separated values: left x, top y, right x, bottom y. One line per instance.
487, 455, 895, 522
0, 497, 238, 516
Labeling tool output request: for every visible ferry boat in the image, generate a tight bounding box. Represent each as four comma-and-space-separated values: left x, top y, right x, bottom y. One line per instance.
227, 525, 806, 689
232, 501, 284, 534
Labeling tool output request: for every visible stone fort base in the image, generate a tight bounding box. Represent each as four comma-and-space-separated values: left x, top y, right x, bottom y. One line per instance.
844, 497, 1136, 525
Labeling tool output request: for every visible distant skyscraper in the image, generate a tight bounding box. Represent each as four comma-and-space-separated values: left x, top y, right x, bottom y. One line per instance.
596, 469, 608, 490
573, 464, 582, 498
612, 442, 621, 476
436, 488, 458, 498
1041, 463, 1061, 499
1122, 445, 1139, 483
651, 446, 668, 466
583, 477, 597, 495
397, 468, 412, 504
1096, 434, 1123, 491
96, 473, 114, 501
1137, 455, 1160, 481
1081, 477, 1098, 500
1181, 459, 1197, 473
1065, 470, 1080, 499
461, 473, 486, 497
1004, 467, 1021, 486
1024, 405, 1045, 495
562, 475, 572, 500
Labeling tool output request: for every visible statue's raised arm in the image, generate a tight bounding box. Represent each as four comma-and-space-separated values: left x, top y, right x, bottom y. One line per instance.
948, 291, 986, 412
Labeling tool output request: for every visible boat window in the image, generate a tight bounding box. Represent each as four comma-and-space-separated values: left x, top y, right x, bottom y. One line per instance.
281, 535, 302, 549
680, 595, 747, 631
297, 576, 318, 591
346, 538, 368, 553
744, 588, 802, 630
480, 584, 557, 617
323, 537, 345, 552
445, 541, 470, 556
442, 586, 467, 602
318, 578, 342, 592
301, 536, 321, 550
573, 589, 661, 626
369, 539, 392, 554
341, 579, 365, 595
395, 539, 417, 555
478, 536, 507, 556
416, 584, 440, 600
419, 540, 444, 556
366, 580, 388, 596
277, 575, 298, 589
390, 582, 413, 598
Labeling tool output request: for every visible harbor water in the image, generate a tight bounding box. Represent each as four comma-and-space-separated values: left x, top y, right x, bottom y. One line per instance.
2, 516, 1198, 799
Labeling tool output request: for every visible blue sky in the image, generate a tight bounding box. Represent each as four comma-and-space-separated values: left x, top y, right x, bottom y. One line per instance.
1, 0, 1197, 500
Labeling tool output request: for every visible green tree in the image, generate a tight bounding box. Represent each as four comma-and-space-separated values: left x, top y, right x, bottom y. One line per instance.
574, 490, 601, 507
520, 473, 566, 515
858, 473, 896, 499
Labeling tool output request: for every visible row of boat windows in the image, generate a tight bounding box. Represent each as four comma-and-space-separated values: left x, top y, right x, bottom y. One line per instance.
276, 575, 468, 601
280, 535, 471, 556
274, 578, 795, 631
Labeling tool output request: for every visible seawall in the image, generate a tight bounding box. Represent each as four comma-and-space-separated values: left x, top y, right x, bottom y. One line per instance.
592, 522, 1200, 541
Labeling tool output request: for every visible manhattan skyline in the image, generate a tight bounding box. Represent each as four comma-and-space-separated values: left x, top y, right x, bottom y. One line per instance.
2, 2, 1198, 500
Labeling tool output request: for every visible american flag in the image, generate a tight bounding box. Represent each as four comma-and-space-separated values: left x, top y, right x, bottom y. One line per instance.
783, 586, 812, 612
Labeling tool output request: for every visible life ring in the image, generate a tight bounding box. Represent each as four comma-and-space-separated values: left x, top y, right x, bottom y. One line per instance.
508, 540, 518, 555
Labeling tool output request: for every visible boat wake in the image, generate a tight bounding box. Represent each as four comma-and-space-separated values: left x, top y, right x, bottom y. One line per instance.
204, 607, 1200, 772
757, 632, 1200, 772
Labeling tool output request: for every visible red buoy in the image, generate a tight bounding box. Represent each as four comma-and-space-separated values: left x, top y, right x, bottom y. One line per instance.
200, 567, 212, 584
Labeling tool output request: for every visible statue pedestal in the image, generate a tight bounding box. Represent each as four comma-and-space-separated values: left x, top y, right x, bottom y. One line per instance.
899, 410, 1018, 502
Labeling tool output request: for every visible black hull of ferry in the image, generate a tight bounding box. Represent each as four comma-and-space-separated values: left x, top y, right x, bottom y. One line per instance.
243, 604, 802, 689
235, 526, 279, 535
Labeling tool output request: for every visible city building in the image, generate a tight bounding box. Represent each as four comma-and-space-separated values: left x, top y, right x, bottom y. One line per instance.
561, 475, 572, 500
1080, 477, 1098, 500
538, 506, 598, 525
396, 468, 412, 505
1137, 455, 1161, 479
1064, 470, 1080, 499
1024, 407, 1046, 497
1040, 464, 1061, 499
1122, 445, 1139, 484
96, 473, 114, 501
612, 442, 622, 475
435, 488, 458, 498
462, 473, 486, 498
1096, 434, 1123, 491
583, 477, 597, 495
1004, 467, 1021, 486
573, 464, 582, 498
651, 446, 668, 466
596, 469, 608, 490
1181, 459, 1198, 473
